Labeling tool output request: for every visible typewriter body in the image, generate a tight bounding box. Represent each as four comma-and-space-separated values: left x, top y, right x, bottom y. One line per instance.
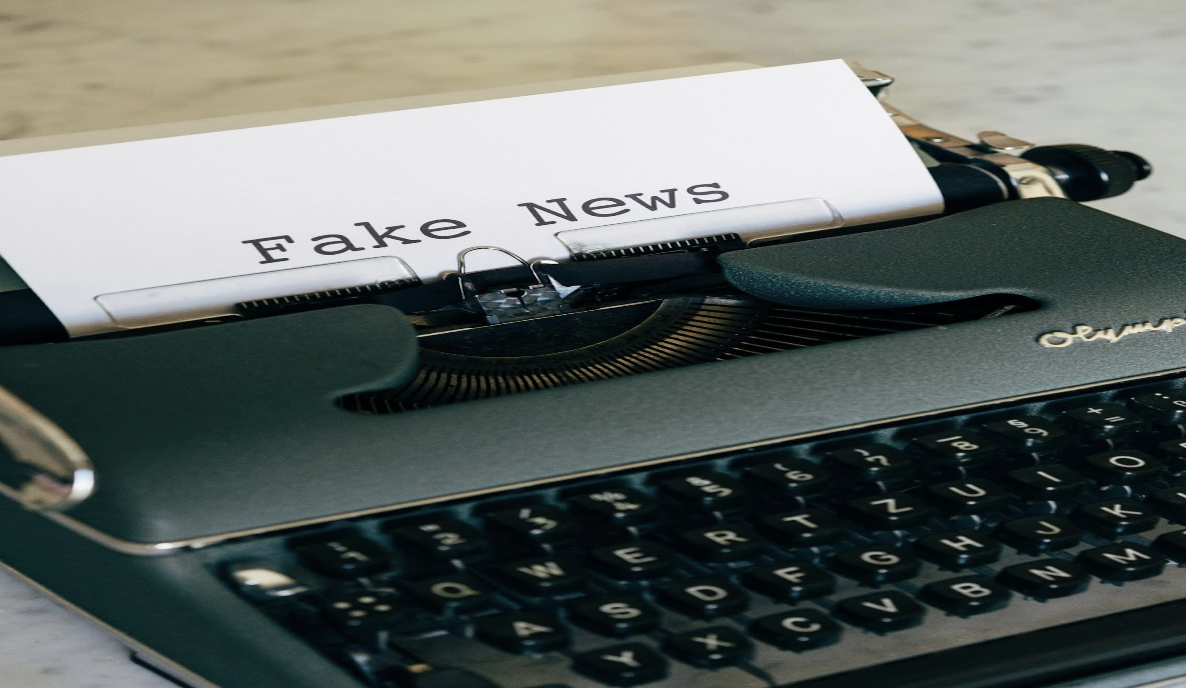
2, 64, 1185, 688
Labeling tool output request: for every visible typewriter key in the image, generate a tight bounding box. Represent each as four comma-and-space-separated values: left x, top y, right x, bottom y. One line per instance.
831, 546, 921, 585
662, 626, 753, 668
475, 612, 570, 654
405, 574, 495, 614
749, 608, 842, 651
756, 508, 845, 547
845, 492, 933, 530
677, 523, 767, 562
293, 534, 394, 579
499, 555, 588, 595
742, 562, 835, 603
914, 531, 1002, 570
568, 596, 662, 637
572, 643, 668, 686
657, 578, 749, 619
1062, 404, 1149, 438
996, 516, 1082, 554
998, 559, 1090, 599
981, 415, 1069, 450
1074, 499, 1160, 536
1077, 544, 1167, 582
833, 590, 926, 632
1005, 464, 1087, 501
1128, 390, 1186, 424
919, 576, 1011, 616
589, 542, 678, 580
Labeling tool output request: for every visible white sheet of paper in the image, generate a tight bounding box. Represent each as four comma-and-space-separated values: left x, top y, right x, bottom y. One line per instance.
0, 60, 941, 336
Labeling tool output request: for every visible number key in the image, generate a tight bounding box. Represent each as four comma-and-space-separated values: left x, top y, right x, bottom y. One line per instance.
658, 472, 749, 511
487, 505, 579, 543
388, 519, 488, 558
912, 431, 999, 466
981, 415, 1069, 449
744, 457, 833, 496
293, 534, 392, 578
568, 487, 660, 526
823, 443, 915, 482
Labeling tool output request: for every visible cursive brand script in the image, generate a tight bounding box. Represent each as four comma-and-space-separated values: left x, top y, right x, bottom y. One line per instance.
1038, 316, 1186, 348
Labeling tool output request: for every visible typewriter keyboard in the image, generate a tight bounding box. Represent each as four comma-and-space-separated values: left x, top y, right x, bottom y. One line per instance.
211, 380, 1186, 688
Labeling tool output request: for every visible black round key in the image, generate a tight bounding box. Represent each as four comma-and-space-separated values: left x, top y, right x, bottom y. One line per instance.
388, 519, 488, 559
403, 669, 500, 688
568, 488, 661, 527
662, 626, 753, 668
569, 596, 662, 638
924, 477, 1008, 514
590, 542, 678, 580
914, 531, 1002, 569
998, 558, 1090, 599
678, 523, 766, 562
405, 574, 494, 613
1062, 403, 1149, 437
757, 509, 844, 547
572, 642, 668, 686
744, 457, 833, 496
1074, 499, 1160, 536
1128, 390, 1186, 424
845, 492, 933, 530
657, 578, 748, 619
475, 612, 570, 654
294, 534, 393, 578
750, 608, 842, 651
1154, 530, 1186, 562
1080, 450, 1165, 485
919, 575, 1011, 616
1004, 464, 1087, 501
658, 472, 749, 511
487, 505, 579, 543
831, 546, 920, 585
1150, 487, 1186, 523
834, 590, 925, 632
1155, 438, 1186, 472
911, 430, 1000, 467
981, 415, 1069, 450
1077, 543, 1167, 582
995, 516, 1082, 554
823, 443, 915, 482
743, 561, 835, 603
499, 556, 587, 596
324, 589, 406, 631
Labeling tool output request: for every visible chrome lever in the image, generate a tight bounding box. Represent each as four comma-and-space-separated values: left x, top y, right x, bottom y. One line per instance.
0, 383, 94, 511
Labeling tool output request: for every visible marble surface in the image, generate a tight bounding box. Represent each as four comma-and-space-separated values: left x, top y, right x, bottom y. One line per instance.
1, 1, 1186, 686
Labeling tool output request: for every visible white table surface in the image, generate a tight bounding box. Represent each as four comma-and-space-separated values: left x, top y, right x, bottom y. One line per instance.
1, 1, 1185, 686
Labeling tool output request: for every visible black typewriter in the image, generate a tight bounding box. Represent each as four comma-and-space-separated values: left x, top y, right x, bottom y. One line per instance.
1, 65, 1185, 688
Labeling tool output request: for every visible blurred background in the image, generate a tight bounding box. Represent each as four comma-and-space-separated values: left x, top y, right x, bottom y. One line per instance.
1, 1, 1184, 685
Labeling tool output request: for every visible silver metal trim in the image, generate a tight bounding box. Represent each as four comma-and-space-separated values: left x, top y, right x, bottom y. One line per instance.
24, 365, 1186, 556
555, 197, 843, 256
0, 383, 95, 511
884, 102, 1067, 200
0, 558, 223, 688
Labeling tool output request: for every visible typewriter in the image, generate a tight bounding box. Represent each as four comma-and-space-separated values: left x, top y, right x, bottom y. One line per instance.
0, 63, 1183, 688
